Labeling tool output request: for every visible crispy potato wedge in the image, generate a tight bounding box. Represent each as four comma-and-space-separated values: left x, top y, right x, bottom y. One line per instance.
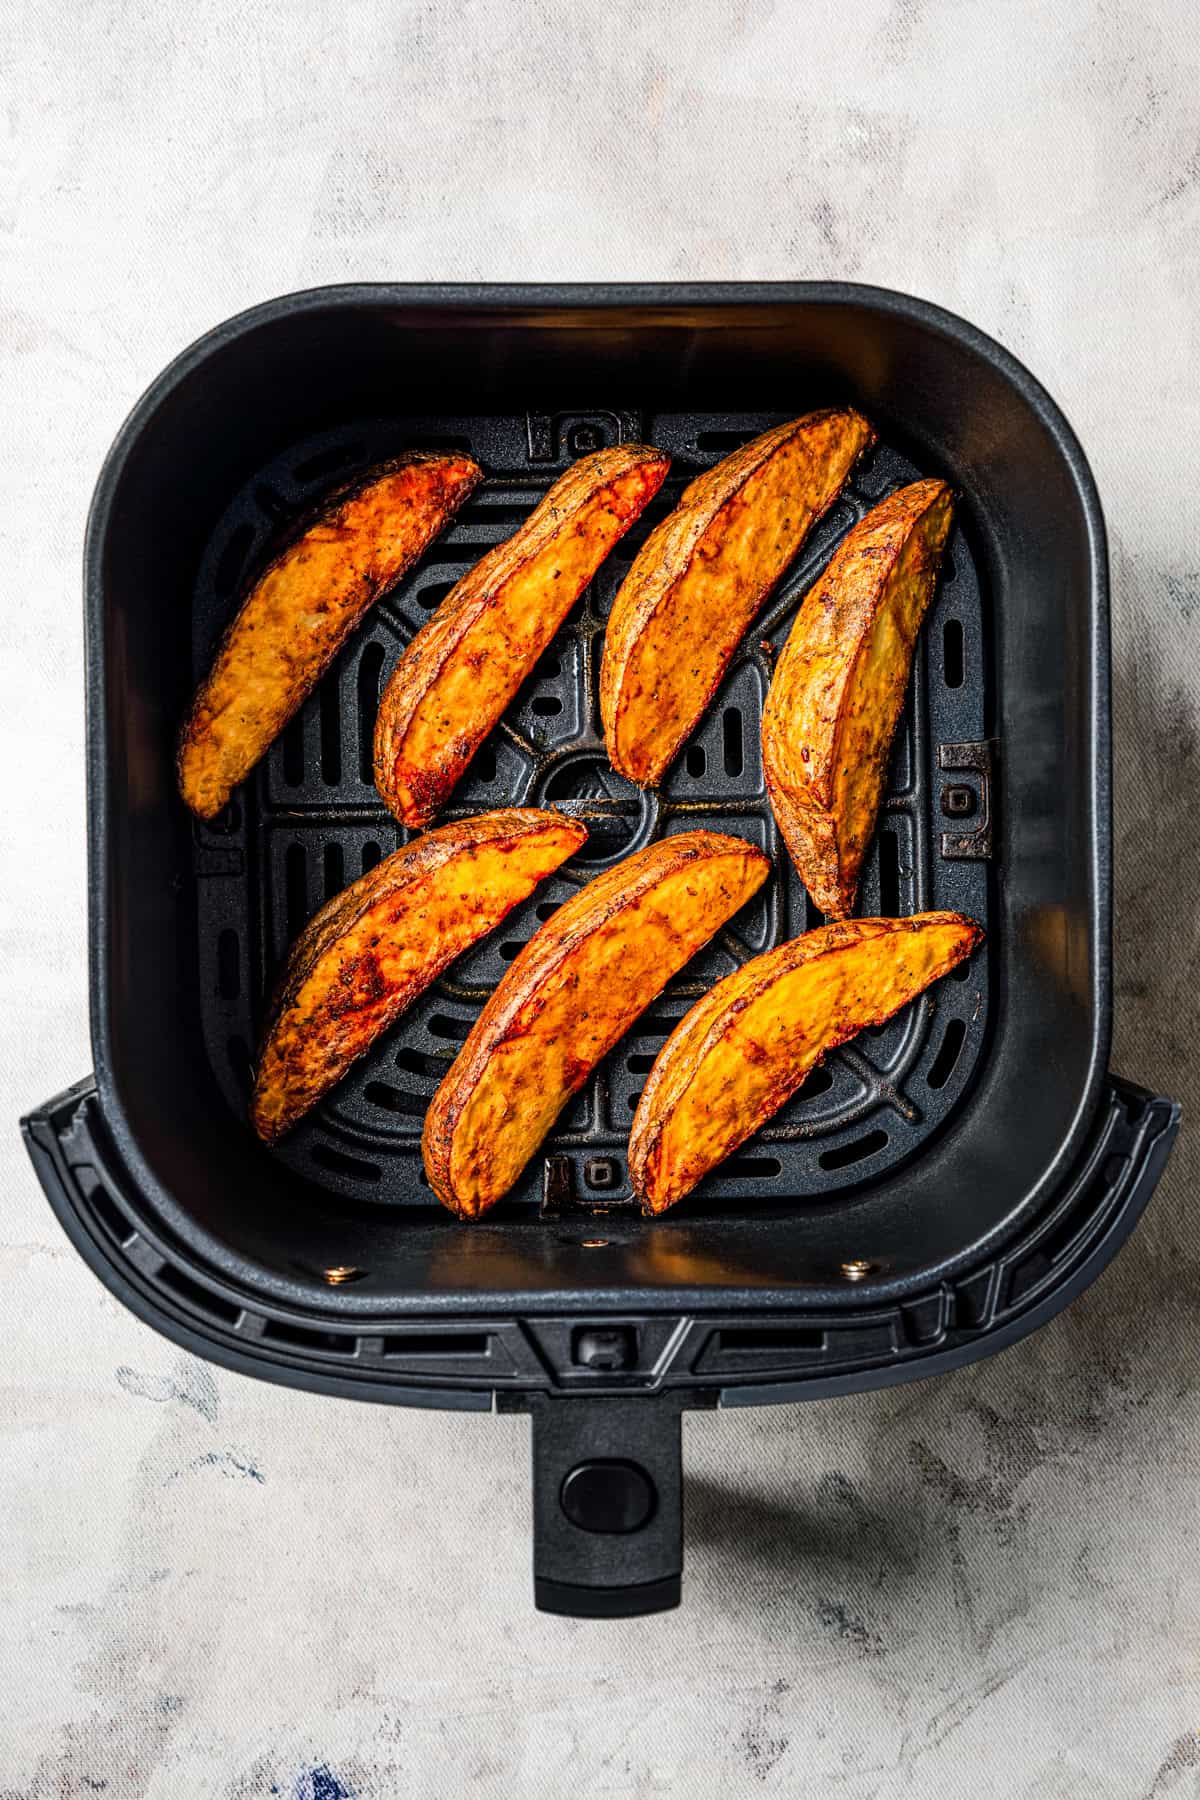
374, 445, 670, 828
422, 831, 770, 1218
250, 808, 585, 1142
179, 454, 481, 820
630, 911, 982, 1212
762, 478, 953, 917
600, 410, 875, 787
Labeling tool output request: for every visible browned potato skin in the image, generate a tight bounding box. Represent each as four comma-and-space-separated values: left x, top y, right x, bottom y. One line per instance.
423, 831, 770, 1219
179, 454, 482, 820
762, 479, 953, 918
630, 912, 983, 1213
374, 445, 671, 828
250, 809, 586, 1143
600, 410, 876, 787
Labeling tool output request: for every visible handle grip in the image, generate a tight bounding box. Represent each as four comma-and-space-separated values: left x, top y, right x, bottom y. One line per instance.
525, 1394, 689, 1617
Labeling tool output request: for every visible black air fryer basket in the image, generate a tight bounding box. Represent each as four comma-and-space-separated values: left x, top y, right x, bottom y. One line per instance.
23, 284, 1180, 1615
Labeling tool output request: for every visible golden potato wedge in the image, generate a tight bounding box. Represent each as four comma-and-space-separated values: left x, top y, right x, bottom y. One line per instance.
762, 478, 953, 917
179, 454, 481, 820
630, 911, 982, 1212
600, 410, 876, 787
374, 445, 670, 828
250, 808, 585, 1143
422, 830, 770, 1218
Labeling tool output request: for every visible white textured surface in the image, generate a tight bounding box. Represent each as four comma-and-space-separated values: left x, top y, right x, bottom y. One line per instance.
2, 3, 1199, 1795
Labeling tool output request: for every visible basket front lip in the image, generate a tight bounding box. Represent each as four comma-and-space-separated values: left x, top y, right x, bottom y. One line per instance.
81, 281, 1112, 1316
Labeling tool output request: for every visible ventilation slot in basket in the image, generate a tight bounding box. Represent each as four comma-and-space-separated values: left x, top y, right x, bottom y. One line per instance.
715, 1325, 824, 1352
357, 643, 385, 781
878, 829, 901, 916
158, 1262, 242, 1325
819, 1130, 889, 1171
80, 1172, 138, 1249
723, 1156, 783, 1179
696, 429, 760, 452
285, 844, 308, 942
722, 707, 744, 777
416, 580, 456, 612
927, 1017, 967, 1090
282, 713, 305, 787
323, 843, 344, 901
263, 1319, 356, 1354
395, 1047, 446, 1080
383, 1332, 490, 1357
428, 1014, 472, 1042
364, 1082, 427, 1117
311, 1144, 382, 1182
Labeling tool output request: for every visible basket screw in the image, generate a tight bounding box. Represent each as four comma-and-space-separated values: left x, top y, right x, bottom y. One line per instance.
323, 1266, 365, 1285
840, 1259, 875, 1282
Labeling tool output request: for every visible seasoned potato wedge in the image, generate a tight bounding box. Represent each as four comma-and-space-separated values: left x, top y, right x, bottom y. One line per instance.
179, 454, 481, 820
762, 479, 953, 917
374, 445, 670, 828
423, 831, 770, 1218
631, 911, 982, 1212
600, 410, 875, 787
250, 808, 585, 1142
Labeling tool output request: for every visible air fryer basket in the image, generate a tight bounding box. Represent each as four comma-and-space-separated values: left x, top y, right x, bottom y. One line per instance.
23, 284, 1180, 1615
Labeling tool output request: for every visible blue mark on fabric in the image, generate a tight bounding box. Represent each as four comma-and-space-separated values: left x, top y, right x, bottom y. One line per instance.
294, 1768, 353, 1800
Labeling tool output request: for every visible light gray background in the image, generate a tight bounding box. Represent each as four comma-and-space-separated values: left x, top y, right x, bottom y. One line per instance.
2, 3, 1198, 1795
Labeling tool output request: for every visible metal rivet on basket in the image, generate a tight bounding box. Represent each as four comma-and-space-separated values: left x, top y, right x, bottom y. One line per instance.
841, 1259, 875, 1282
323, 1266, 365, 1285
581, 1240, 610, 1249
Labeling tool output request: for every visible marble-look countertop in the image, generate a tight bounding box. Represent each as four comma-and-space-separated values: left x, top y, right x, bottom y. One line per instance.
3, 3, 1197, 1795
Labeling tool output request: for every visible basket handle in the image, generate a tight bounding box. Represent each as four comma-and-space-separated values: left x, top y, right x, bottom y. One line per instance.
524, 1393, 688, 1617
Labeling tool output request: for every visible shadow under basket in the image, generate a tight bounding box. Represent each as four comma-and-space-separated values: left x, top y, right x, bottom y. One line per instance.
22, 283, 1180, 1617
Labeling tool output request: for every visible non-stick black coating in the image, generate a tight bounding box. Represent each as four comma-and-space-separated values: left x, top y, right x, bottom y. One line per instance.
84, 285, 1110, 1314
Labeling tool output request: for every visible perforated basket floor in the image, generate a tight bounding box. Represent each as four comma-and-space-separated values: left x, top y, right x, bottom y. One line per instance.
192, 409, 992, 1215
